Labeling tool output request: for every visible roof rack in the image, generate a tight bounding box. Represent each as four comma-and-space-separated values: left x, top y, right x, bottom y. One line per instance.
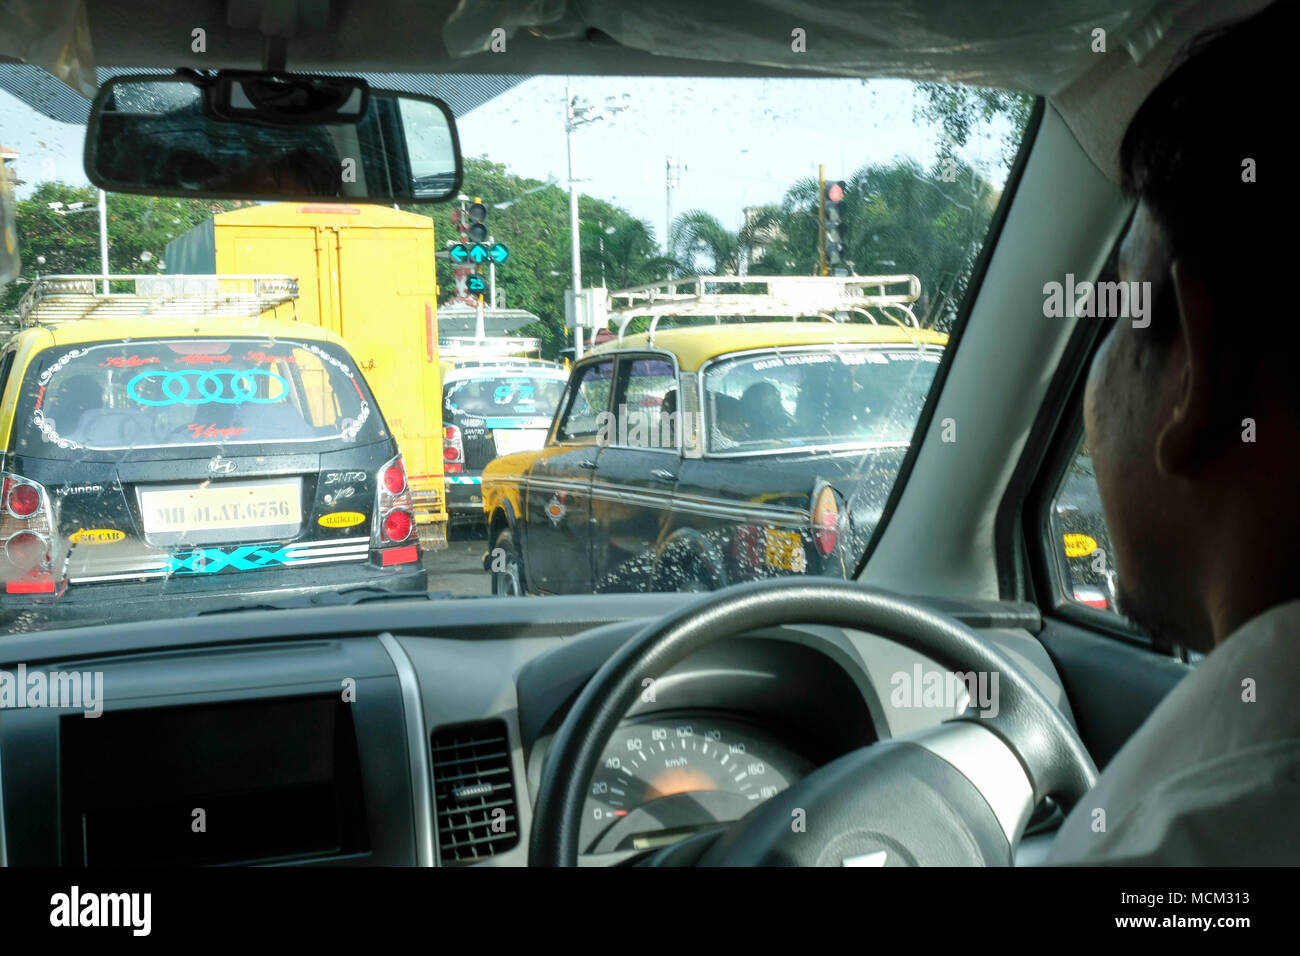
438, 335, 543, 360
606, 274, 922, 345
16, 274, 300, 328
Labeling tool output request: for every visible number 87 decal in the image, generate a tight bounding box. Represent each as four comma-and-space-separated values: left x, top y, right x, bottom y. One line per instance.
494, 383, 534, 404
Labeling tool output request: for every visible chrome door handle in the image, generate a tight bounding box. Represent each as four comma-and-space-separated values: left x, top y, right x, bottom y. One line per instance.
650, 469, 676, 481
579, 459, 598, 469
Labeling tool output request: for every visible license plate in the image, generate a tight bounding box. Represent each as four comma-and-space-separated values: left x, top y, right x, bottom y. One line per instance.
764, 528, 807, 572
493, 428, 547, 456
141, 481, 302, 535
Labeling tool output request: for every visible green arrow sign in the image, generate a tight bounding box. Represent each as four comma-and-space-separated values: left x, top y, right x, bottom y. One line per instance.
468, 244, 490, 263
489, 243, 510, 263
449, 244, 469, 263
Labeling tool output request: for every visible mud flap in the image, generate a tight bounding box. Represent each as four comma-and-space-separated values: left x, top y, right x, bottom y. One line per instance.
418, 520, 448, 551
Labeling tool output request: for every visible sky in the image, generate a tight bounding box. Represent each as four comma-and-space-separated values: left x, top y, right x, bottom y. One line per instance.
2, 75, 1016, 246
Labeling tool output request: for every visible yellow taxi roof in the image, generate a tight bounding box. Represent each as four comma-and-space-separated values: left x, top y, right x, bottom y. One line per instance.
593, 322, 948, 372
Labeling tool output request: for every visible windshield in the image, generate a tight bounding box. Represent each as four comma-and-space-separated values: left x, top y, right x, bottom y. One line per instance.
704, 346, 942, 454
444, 374, 566, 420
0, 71, 1029, 631
17, 338, 376, 458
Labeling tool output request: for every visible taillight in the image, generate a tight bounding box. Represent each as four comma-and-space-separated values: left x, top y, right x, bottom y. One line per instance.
373, 454, 419, 554
443, 424, 464, 464
384, 509, 413, 542
6, 480, 41, 518
2, 472, 54, 587
5, 530, 48, 570
811, 485, 838, 557
382, 461, 407, 494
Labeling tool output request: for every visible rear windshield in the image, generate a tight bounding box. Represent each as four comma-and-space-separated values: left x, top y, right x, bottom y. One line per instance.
703, 345, 943, 453
16, 337, 382, 459
444, 374, 567, 420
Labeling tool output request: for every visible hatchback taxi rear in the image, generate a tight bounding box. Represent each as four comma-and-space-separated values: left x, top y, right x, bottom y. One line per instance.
0, 325, 424, 622
441, 362, 568, 516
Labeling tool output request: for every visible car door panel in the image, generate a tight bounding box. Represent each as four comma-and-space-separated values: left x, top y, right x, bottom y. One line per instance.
1036, 616, 1191, 770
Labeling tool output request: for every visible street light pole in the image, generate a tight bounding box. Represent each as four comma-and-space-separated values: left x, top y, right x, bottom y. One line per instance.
98, 189, 109, 294
564, 85, 628, 360
566, 83, 584, 359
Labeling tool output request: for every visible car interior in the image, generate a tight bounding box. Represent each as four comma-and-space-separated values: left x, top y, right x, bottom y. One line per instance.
0, 0, 1279, 872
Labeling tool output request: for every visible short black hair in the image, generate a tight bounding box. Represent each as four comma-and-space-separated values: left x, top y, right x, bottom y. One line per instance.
1120, 1, 1292, 345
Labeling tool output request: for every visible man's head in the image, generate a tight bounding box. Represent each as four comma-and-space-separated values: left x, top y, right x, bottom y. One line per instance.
1084, 0, 1298, 651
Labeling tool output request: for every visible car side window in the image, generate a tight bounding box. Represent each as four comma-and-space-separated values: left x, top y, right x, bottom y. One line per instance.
1050, 436, 1120, 614
556, 360, 614, 441
616, 357, 678, 450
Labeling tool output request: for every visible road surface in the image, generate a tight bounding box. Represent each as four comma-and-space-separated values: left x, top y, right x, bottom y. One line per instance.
424, 522, 493, 596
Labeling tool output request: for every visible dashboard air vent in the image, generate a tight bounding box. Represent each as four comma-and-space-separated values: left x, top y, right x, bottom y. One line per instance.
431, 719, 520, 863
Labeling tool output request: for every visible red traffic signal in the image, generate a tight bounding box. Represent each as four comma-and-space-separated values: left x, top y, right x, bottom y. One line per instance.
825, 181, 845, 203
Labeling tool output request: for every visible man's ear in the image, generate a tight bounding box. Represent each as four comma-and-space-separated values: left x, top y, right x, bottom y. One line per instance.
1154, 259, 1215, 477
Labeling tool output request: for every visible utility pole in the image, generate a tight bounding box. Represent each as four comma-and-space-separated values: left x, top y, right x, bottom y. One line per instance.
665, 155, 680, 263
566, 83, 584, 359
98, 189, 109, 294
818, 164, 827, 277
563, 85, 627, 358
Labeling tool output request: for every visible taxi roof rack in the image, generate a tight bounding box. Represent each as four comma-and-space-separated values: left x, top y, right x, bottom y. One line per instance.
16, 274, 300, 328
606, 274, 922, 345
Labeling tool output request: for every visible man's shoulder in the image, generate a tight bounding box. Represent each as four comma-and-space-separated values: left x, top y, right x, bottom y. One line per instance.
1053, 738, 1300, 865
1048, 598, 1300, 864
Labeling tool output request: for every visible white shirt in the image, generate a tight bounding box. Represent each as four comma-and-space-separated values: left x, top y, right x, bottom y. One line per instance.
1048, 598, 1300, 864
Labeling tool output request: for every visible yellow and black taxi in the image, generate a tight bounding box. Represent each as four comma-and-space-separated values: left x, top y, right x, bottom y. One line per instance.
481, 321, 947, 595
0, 277, 424, 624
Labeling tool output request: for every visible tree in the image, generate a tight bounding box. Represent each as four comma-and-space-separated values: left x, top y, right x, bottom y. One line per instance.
840, 157, 1000, 330
914, 83, 1035, 170
1, 182, 249, 316
581, 216, 677, 290
669, 206, 782, 276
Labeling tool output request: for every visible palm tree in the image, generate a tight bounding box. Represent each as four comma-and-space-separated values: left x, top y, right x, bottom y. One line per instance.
582, 217, 678, 289
669, 206, 782, 276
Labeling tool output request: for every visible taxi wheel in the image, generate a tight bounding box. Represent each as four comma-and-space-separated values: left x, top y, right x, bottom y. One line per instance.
491, 527, 527, 597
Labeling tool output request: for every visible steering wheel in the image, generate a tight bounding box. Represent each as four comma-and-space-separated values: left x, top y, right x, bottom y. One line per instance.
529, 579, 1097, 866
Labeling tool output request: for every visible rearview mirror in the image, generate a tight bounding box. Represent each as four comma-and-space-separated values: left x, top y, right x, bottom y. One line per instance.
85, 72, 462, 204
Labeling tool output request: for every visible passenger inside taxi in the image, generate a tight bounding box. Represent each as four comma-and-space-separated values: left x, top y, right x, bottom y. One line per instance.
739, 381, 796, 442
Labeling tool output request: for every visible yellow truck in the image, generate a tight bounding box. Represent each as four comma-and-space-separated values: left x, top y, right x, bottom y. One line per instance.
166, 202, 449, 549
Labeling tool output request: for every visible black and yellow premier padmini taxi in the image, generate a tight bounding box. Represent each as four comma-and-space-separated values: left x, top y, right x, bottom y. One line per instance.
480, 322, 948, 595
0, 282, 424, 624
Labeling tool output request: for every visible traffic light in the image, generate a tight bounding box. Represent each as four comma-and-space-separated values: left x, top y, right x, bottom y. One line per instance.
467, 200, 488, 244
824, 181, 846, 268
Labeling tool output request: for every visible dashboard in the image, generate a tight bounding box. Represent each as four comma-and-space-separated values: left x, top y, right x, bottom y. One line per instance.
0, 591, 1072, 866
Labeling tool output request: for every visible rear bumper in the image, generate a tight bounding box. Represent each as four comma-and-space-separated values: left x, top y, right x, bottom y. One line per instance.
445, 474, 485, 514
0, 559, 426, 628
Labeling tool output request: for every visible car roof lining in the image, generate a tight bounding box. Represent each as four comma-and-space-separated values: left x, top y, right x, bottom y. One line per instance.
0, 0, 1275, 183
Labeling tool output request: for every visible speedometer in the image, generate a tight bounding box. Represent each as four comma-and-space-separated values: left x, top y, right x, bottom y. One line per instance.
580, 715, 812, 855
